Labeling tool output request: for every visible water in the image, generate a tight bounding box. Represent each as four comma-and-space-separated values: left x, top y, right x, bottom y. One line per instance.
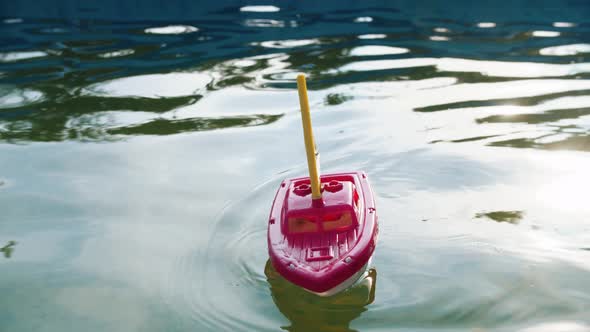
1, 1, 590, 331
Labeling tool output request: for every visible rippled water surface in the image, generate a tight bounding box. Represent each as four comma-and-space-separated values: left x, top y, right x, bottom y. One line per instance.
1, 1, 590, 331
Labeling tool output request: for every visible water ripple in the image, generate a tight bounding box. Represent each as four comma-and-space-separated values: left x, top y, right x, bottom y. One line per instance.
1, 11, 589, 149
144, 25, 199, 35
2, 6, 590, 330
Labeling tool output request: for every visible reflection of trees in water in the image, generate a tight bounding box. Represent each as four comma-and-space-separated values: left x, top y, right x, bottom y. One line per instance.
0, 85, 283, 142
489, 133, 590, 152
2, 24, 590, 148
0, 50, 294, 143
1, 241, 16, 258
108, 114, 283, 136
475, 210, 524, 224
264, 260, 376, 332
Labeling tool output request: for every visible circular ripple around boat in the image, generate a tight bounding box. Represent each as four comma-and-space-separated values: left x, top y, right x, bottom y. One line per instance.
162, 153, 590, 331
163, 176, 286, 331
165, 167, 386, 331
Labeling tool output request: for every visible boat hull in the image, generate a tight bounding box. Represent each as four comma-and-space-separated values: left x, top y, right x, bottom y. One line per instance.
267, 172, 378, 296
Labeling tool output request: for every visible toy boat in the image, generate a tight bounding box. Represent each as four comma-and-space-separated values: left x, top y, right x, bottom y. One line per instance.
267, 74, 378, 296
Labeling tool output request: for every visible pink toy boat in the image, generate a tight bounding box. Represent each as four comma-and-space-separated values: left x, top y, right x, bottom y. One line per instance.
267, 75, 378, 296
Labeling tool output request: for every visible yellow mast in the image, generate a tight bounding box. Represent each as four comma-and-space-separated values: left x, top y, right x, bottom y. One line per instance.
296, 74, 322, 200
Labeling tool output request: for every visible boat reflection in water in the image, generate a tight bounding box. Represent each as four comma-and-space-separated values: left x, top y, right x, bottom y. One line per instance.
264, 260, 376, 332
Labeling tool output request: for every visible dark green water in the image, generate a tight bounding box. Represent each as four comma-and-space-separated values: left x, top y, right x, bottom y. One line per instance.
1, 2, 590, 331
